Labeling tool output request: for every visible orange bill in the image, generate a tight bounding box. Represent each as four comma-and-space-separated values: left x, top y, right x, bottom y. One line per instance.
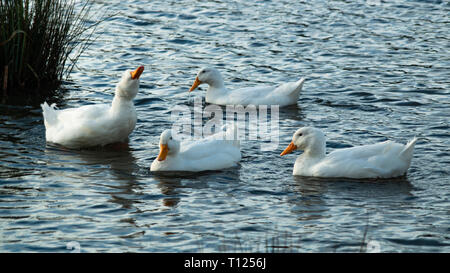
280, 142, 297, 156
131, 66, 144, 80
157, 144, 169, 161
189, 76, 202, 92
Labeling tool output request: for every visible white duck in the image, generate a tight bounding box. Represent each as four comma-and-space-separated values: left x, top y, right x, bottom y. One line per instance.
280, 127, 417, 179
189, 67, 305, 107
41, 66, 144, 149
150, 125, 241, 172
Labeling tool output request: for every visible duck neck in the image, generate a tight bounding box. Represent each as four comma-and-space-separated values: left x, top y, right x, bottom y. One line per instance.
169, 141, 180, 156
207, 81, 225, 92
111, 95, 134, 113
206, 73, 226, 91
206, 81, 227, 102
303, 141, 326, 159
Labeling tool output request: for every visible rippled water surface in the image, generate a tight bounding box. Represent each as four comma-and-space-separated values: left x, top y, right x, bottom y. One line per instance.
1, 0, 449, 252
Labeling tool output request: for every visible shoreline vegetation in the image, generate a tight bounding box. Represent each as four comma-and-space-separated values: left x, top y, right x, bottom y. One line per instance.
0, 0, 97, 104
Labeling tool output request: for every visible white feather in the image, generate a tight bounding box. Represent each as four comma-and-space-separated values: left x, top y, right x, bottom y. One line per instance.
150, 125, 241, 172
41, 68, 142, 149
282, 127, 417, 179
191, 67, 305, 107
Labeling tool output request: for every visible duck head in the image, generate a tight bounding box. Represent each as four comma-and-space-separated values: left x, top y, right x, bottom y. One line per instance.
189, 67, 224, 92
157, 129, 180, 161
116, 66, 144, 100
280, 127, 326, 157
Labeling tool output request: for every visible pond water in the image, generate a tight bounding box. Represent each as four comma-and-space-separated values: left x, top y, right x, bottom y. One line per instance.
0, 0, 449, 252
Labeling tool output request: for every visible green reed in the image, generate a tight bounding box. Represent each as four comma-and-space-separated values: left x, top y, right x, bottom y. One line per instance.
0, 0, 96, 101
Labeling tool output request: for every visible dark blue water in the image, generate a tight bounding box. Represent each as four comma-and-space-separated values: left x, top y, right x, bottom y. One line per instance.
1, 0, 449, 252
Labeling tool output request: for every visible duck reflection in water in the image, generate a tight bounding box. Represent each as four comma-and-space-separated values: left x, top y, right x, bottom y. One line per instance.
44, 142, 141, 210
288, 175, 414, 222
152, 168, 241, 208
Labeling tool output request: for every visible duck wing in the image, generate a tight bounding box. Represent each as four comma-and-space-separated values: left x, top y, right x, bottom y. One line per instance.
42, 103, 114, 148
313, 141, 412, 178
227, 78, 305, 106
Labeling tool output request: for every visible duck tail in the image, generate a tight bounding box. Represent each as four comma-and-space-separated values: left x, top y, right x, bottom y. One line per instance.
41, 102, 58, 127
400, 137, 417, 161
290, 78, 305, 98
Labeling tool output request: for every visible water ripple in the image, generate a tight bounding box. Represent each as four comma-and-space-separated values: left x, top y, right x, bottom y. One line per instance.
0, 0, 449, 253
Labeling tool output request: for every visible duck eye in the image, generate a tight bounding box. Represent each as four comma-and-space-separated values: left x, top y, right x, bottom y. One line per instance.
298, 133, 303, 137
169, 137, 172, 140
